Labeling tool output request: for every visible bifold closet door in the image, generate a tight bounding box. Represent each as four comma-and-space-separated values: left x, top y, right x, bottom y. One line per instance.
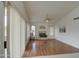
20, 18, 26, 57
10, 7, 21, 58
10, 6, 26, 58
0, 2, 5, 58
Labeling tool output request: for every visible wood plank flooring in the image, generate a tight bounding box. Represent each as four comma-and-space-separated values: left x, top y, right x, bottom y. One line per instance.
23, 39, 79, 57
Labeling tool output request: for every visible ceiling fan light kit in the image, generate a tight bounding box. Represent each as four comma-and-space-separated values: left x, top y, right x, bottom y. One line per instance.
45, 14, 51, 22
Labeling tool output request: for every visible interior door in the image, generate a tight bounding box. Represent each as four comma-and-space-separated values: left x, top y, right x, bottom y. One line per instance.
0, 2, 5, 58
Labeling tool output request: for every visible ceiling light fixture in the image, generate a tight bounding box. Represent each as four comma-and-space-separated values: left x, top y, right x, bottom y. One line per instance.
45, 14, 50, 22
46, 19, 49, 22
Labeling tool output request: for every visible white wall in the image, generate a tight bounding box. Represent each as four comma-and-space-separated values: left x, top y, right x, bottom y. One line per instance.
0, 2, 5, 58
55, 6, 79, 48
10, 1, 28, 22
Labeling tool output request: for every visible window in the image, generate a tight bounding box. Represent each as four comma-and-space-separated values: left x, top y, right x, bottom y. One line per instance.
31, 25, 35, 37
5, 7, 7, 40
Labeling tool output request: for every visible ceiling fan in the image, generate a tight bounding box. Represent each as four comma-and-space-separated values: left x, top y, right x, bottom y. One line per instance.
45, 14, 51, 22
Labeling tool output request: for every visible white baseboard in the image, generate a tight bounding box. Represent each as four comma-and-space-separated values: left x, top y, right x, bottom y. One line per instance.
55, 38, 79, 49
35, 37, 54, 40
33, 53, 79, 58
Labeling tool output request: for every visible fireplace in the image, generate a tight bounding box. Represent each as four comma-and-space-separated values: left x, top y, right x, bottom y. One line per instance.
39, 33, 47, 37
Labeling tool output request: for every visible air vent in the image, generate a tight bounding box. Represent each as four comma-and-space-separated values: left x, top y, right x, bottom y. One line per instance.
73, 17, 79, 20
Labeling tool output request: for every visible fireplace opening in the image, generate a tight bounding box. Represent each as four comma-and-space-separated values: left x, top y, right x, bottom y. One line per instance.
39, 33, 47, 37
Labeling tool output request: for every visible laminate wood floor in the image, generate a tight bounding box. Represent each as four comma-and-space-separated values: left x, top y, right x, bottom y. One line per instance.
23, 39, 79, 57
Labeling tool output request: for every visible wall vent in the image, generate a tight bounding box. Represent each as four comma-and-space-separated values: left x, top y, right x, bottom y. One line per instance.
74, 17, 79, 20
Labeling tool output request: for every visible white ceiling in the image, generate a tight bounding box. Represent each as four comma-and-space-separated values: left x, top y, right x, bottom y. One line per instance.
23, 1, 79, 24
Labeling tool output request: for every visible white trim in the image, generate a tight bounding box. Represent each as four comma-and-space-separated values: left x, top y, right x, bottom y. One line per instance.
5, 48, 7, 58
55, 38, 79, 49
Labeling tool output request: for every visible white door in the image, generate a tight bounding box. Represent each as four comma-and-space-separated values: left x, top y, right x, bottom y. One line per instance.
0, 2, 5, 58
49, 26, 54, 38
